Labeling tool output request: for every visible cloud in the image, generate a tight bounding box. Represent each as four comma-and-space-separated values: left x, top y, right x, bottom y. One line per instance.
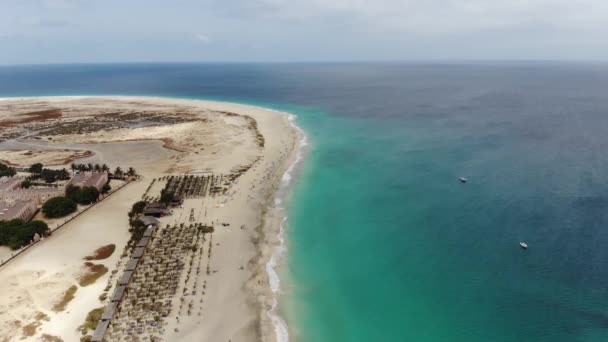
40, 0, 84, 9
19, 17, 71, 28
3, 0, 608, 63
36, 19, 70, 28
248, 0, 608, 34
195, 33, 212, 44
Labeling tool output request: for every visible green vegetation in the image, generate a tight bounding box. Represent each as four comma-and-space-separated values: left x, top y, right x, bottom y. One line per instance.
0, 219, 50, 250
114, 166, 137, 179
78, 186, 100, 205
69, 163, 136, 179
65, 185, 100, 205
113, 166, 123, 178
29, 167, 70, 183
41, 334, 64, 342
160, 190, 174, 204
20, 179, 32, 188
27, 163, 69, 183
53, 285, 78, 312
101, 182, 111, 194
34, 311, 50, 321
23, 312, 53, 338
65, 184, 80, 200
29, 163, 43, 174
0, 162, 16, 177
22, 321, 41, 337
42, 196, 77, 218
127, 218, 146, 249
197, 225, 215, 234
129, 201, 147, 218
79, 307, 104, 334
78, 263, 108, 286
71, 163, 109, 173
126, 200, 148, 249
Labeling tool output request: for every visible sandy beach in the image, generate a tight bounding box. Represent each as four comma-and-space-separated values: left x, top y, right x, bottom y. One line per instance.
0, 96, 302, 342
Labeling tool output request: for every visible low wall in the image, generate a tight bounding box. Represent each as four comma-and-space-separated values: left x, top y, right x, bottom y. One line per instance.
0, 180, 133, 268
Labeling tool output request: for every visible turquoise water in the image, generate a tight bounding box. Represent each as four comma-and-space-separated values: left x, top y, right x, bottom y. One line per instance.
286, 106, 608, 342
3, 63, 608, 341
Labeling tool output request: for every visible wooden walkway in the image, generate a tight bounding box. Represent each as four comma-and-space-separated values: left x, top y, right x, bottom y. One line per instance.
92, 225, 157, 342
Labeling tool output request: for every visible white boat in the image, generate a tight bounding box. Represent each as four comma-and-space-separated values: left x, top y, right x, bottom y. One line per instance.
459, 177, 467, 183
520, 242, 528, 249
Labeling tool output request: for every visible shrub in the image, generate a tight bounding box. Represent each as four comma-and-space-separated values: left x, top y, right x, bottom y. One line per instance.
101, 183, 111, 194
0, 162, 16, 177
39, 168, 69, 183
160, 190, 174, 204
0, 219, 50, 250
77, 187, 100, 205
66, 185, 100, 205
81, 307, 103, 331
128, 201, 147, 218
21, 179, 32, 189
53, 285, 78, 312
66, 185, 81, 202
78, 264, 108, 286
84, 244, 116, 260
29, 163, 43, 174
42, 197, 77, 218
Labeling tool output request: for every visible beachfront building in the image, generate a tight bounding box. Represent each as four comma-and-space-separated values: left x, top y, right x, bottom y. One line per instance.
0, 199, 37, 221
0, 177, 21, 195
66, 172, 108, 191
0, 172, 109, 208
0, 187, 65, 206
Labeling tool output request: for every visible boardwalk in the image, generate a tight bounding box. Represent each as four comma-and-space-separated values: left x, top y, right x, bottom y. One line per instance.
92, 225, 157, 341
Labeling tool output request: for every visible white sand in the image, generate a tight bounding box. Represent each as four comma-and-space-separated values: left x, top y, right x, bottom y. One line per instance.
0, 246, 12, 264
0, 96, 302, 342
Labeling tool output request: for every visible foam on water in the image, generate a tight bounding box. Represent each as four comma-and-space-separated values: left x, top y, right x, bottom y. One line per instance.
264, 109, 308, 342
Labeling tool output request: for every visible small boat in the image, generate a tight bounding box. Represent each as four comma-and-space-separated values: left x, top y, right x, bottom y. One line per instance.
520, 242, 528, 249
459, 177, 467, 183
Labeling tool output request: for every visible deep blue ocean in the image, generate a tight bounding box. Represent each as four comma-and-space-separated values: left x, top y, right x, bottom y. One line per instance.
2, 62, 608, 341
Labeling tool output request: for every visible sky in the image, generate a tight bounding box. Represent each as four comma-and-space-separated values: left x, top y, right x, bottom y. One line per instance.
1, 0, 608, 64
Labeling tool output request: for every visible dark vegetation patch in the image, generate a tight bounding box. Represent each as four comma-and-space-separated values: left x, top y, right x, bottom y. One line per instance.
78, 307, 104, 335
0, 219, 50, 250
0, 109, 62, 128
22, 321, 41, 337
126, 200, 147, 249
33, 110, 200, 137
78, 263, 108, 286
42, 196, 77, 218
0, 162, 16, 177
66, 185, 100, 205
53, 285, 78, 312
161, 174, 227, 199
84, 244, 116, 261
41, 334, 64, 342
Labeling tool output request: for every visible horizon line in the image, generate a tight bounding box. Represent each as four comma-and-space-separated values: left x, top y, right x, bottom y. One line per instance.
2, 59, 608, 67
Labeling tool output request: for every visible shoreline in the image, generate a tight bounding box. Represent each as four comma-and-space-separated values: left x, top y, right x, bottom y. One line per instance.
260, 111, 308, 342
0, 95, 305, 341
